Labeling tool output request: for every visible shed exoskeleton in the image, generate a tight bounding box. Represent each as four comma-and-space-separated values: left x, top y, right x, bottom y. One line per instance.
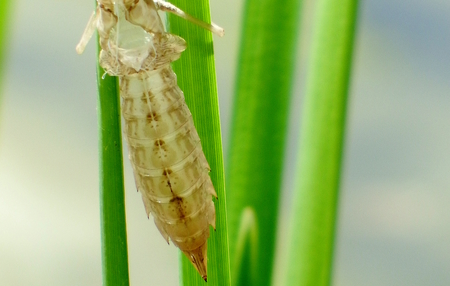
77, 0, 224, 281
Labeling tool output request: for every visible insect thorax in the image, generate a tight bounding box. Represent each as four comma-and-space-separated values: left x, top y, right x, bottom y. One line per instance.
99, 0, 186, 76
100, 33, 186, 76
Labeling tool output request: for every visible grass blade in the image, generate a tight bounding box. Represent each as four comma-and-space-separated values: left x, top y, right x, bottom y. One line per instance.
232, 207, 258, 286
226, 1, 302, 285
167, 1, 231, 285
0, 0, 12, 99
96, 39, 130, 285
285, 0, 359, 285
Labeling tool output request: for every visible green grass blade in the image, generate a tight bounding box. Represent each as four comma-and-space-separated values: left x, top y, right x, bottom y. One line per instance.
0, 0, 12, 100
96, 39, 130, 285
226, 1, 302, 285
167, 1, 230, 285
232, 207, 258, 286
285, 0, 358, 285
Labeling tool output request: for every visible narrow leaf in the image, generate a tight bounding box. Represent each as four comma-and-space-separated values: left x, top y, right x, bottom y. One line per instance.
167, 1, 231, 285
232, 207, 258, 286
0, 0, 12, 100
285, 0, 359, 285
226, 1, 302, 285
96, 37, 130, 285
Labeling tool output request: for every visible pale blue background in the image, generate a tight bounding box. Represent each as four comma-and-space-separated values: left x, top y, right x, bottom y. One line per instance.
0, 0, 449, 285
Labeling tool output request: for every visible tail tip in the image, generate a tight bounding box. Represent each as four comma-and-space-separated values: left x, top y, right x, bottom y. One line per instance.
182, 242, 208, 281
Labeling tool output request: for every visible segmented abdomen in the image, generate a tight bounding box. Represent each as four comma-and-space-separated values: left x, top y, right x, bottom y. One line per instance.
120, 64, 216, 255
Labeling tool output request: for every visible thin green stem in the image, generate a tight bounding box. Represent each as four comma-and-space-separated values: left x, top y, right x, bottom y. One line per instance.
232, 208, 258, 286
0, 0, 12, 100
285, 0, 358, 285
96, 39, 130, 285
167, 1, 230, 285
226, 1, 302, 285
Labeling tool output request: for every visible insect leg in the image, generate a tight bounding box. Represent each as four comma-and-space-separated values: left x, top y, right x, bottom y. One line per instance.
154, 0, 224, 37
76, 8, 100, 54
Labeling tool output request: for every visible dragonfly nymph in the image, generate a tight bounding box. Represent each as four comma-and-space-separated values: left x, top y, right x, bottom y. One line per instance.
77, 0, 224, 281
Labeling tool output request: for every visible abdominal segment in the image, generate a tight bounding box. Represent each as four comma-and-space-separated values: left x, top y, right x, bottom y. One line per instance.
120, 65, 216, 276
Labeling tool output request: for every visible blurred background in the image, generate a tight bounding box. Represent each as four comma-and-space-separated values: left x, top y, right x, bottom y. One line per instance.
0, 0, 449, 285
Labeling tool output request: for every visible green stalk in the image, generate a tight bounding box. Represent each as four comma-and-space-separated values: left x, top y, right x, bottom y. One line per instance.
96, 40, 130, 285
285, 0, 358, 285
232, 208, 258, 286
167, 1, 230, 285
0, 0, 11, 99
226, 1, 302, 285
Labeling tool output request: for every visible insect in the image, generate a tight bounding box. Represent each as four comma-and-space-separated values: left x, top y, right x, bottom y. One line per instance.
76, 0, 224, 281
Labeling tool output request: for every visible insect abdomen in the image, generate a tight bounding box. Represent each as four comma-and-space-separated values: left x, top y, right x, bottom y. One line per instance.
120, 64, 216, 278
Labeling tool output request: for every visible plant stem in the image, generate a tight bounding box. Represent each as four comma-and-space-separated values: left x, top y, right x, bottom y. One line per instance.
167, 1, 231, 285
0, 0, 11, 99
226, 1, 302, 285
96, 41, 130, 285
285, 0, 358, 285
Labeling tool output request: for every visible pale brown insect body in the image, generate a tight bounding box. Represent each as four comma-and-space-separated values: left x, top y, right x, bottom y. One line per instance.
77, 0, 224, 281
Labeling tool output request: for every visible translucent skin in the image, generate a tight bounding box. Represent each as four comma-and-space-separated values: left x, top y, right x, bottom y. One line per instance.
95, 0, 217, 280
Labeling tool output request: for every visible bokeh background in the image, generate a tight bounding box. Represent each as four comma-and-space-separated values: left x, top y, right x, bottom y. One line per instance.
0, 0, 449, 285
